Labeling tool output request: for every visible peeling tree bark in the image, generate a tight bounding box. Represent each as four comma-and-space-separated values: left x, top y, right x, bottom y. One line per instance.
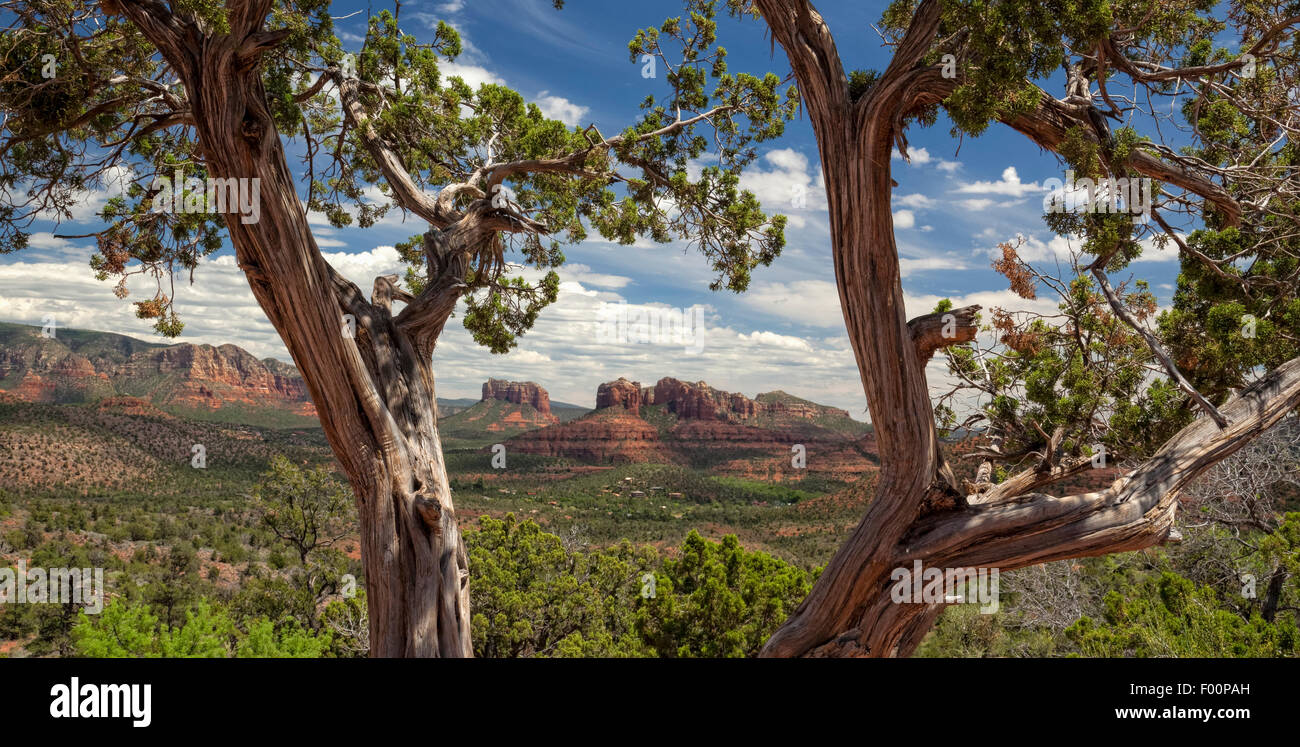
753, 0, 1300, 657
110, 0, 477, 656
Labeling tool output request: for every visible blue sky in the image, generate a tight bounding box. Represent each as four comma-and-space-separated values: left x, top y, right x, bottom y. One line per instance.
0, 0, 1191, 414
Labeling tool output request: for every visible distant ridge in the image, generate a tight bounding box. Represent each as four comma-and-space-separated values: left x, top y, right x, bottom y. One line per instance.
0, 321, 316, 428
0, 324, 856, 449
509, 376, 875, 470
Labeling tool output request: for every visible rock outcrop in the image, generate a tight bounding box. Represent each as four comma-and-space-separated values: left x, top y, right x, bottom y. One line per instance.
595, 378, 642, 414
644, 378, 744, 420
506, 408, 672, 463
482, 379, 552, 416
509, 375, 873, 473
440, 380, 559, 437
95, 396, 173, 418
0, 321, 316, 423
643, 378, 854, 424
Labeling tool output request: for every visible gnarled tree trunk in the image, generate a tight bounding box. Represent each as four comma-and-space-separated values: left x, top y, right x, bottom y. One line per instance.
112, 0, 474, 656
753, 0, 1300, 657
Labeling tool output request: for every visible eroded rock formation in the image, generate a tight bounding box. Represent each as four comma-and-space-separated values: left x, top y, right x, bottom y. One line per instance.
482, 379, 552, 416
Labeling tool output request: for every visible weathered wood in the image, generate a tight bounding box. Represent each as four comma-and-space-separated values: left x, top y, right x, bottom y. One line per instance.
111, 0, 473, 657
908, 304, 981, 364
754, 0, 1298, 657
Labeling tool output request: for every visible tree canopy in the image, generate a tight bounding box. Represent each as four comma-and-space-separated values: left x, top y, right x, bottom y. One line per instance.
0, 0, 797, 349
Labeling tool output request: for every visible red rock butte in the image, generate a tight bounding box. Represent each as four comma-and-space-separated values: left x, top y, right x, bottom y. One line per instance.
0, 323, 317, 422
481, 379, 552, 417
595, 376, 853, 423
510, 376, 873, 470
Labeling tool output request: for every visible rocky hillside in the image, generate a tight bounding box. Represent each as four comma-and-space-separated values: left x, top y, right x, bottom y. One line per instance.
0, 321, 317, 428
439, 379, 578, 447
482, 379, 552, 416
0, 394, 328, 494
510, 377, 875, 475
593, 377, 866, 435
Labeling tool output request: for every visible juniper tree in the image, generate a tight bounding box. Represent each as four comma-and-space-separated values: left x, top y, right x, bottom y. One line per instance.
0, 0, 796, 656
252, 455, 352, 565
747, 0, 1300, 656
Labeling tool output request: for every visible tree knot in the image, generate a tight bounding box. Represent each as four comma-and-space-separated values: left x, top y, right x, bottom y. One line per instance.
241, 112, 266, 143
414, 495, 443, 534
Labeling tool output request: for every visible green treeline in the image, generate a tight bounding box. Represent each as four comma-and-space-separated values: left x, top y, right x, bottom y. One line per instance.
3, 455, 1297, 657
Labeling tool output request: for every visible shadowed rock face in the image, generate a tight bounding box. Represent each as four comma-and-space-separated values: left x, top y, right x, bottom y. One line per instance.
498, 407, 670, 463
644, 377, 853, 423
596, 378, 642, 414
481, 379, 552, 416
126, 344, 314, 416
509, 376, 873, 469
0, 322, 316, 422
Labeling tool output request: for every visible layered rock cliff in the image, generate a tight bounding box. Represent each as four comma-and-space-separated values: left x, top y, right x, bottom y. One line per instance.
645, 377, 760, 421
591, 377, 854, 424
0, 321, 316, 425
595, 378, 642, 414
509, 376, 872, 471
482, 379, 553, 417
503, 407, 671, 463
129, 343, 316, 417
440, 380, 559, 441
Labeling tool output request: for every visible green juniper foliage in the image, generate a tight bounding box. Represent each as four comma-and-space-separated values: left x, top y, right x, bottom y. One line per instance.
0, 0, 796, 353
464, 516, 813, 658
900, 0, 1300, 469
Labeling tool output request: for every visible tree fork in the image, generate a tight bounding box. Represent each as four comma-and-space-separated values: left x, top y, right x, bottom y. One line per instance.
754, 0, 1300, 657
108, 0, 473, 657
